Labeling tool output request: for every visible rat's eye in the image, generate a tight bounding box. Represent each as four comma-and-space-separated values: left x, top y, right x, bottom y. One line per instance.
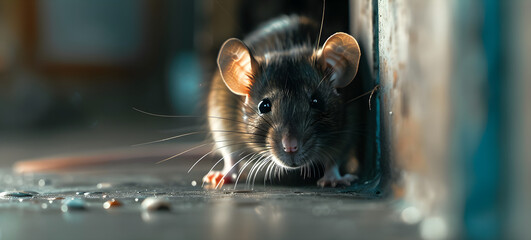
310, 95, 325, 111
310, 98, 319, 108
258, 98, 271, 114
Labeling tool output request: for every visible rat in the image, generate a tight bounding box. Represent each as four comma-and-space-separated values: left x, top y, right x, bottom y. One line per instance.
204, 15, 361, 188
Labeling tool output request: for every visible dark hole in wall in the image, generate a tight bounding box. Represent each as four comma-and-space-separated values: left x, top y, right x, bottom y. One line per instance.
346, 42, 381, 192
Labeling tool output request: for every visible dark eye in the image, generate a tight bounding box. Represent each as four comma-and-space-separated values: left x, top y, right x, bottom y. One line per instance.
258, 98, 271, 114
310, 95, 325, 110
311, 98, 319, 108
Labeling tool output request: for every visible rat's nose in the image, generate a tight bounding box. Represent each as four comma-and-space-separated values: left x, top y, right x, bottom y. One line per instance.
282, 135, 298, 153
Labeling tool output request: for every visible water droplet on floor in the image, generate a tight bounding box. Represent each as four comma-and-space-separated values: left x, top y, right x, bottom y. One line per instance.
61, 198, 86, 212
401, 206, 422, 224
38, 179, 51, 187
83, 192, 103, 196
48, 197, 64, 202
141, 197, 171, 211
97, 183, 112, 189
103, 199, 122, 209
0, 191, 35, 198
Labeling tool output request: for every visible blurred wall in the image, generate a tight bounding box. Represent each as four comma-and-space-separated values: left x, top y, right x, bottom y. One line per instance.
505, 0, 531, 239
351, 0, 531, 239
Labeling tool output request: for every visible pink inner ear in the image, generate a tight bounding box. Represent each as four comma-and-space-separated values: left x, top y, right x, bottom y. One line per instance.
319, 33, 361, 88
234, 53, 253, 92
218, 38, 256, 96
323, 51, 345, 82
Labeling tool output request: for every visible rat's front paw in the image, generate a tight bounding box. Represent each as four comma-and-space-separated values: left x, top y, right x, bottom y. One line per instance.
317, 173, 358, 188
203, 170, 238, 187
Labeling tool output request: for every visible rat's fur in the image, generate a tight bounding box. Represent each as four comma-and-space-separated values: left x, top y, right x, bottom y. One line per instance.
207, 15, 362, 187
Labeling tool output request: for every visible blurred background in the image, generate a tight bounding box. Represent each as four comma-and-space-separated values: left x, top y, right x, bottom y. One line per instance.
0, 0, 352, 166
0, 0, 530, 239
0, 0, 351, 171
0, 0, 350, 129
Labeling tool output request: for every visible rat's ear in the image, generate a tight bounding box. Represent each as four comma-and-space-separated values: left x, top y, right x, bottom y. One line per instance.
217, 38, 258, 96
318, 32, 361, 88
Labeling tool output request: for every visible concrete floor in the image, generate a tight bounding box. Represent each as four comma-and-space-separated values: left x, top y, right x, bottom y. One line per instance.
0, 125, 421, 240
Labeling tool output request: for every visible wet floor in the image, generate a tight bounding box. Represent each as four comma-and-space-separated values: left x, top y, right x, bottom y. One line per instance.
0, 127, 421, 240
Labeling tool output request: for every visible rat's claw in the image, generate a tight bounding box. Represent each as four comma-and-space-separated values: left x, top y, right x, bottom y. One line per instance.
317, 174, 357, 188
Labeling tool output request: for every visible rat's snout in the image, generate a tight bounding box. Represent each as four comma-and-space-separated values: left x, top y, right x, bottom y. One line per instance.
282, 135, 298, 153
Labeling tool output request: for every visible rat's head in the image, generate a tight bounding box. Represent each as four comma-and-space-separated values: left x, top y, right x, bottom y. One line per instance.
217, 33, 360, 169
